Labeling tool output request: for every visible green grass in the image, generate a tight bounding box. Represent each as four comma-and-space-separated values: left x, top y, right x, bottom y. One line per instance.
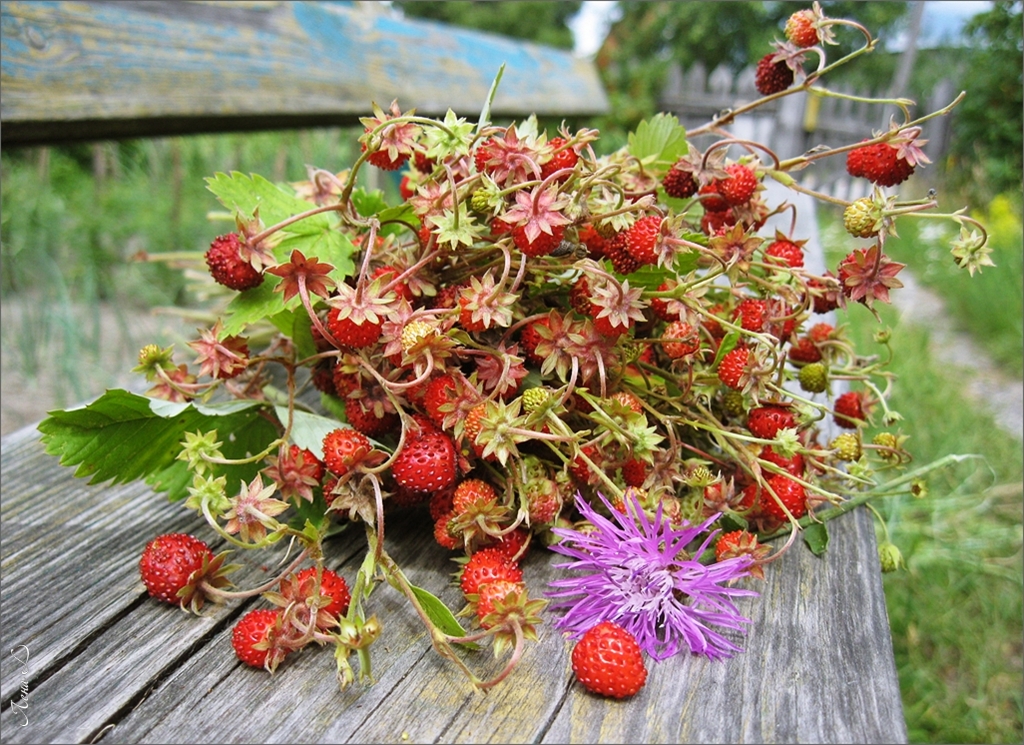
822, 221, 1024, 744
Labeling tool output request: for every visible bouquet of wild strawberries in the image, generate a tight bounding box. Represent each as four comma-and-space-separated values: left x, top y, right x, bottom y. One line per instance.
40, 4, 992, 699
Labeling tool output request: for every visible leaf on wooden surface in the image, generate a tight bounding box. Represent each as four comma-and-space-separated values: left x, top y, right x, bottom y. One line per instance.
803, 522, 830, 556
38, 389, 278, 501
409, 583, 478, 649
628, 113, 689, 167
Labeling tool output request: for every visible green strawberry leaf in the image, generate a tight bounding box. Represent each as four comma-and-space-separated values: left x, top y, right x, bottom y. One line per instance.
712, 331, 741, 368
350, 188, 388, 219
268, 307, 318, 362
802, 522, 830, 556
38, 389, 279, 502
320, 393, 348, 424
675, 247, 702, 274
409, 583, 478, 649
218, 277, 287, 339
627, 113, 689, 168
206, 172, 329, 233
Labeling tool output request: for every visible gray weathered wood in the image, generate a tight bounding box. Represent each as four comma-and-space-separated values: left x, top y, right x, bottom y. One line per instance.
1, 419, 907, 743
0, 0, 609, 146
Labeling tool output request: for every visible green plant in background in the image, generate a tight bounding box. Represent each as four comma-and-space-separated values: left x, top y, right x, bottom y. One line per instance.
822, 216, 1023, 744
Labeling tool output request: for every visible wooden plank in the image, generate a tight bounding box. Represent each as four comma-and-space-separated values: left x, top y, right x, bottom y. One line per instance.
0, 1, 609, 146
1, 422, 907, 743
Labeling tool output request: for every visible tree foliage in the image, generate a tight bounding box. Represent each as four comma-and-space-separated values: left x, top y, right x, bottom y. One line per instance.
394, 1, 581, 50
943, 0, 1023, 201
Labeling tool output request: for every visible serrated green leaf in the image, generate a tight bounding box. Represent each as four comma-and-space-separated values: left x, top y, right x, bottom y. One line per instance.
625, 265, 672, 289
38, 389, 278, 501
350, 188, 388, 219
712, 331, 741, 368
219, 278, 288, 338
674, 249, 701, 275
206, 172, 329, 232
274, 407, 342, 460
628, 113, 689, 167
409, 584, 478, 648
802, 522, 830, 556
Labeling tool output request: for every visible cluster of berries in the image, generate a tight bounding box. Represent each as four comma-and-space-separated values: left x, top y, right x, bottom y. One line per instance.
121, 3, 988, 699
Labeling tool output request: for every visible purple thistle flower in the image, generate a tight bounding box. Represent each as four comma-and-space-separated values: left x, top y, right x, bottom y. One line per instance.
547, 491, 757, 661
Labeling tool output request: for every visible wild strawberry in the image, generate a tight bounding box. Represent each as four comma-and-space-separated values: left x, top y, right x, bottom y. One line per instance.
833, 391, 865, 429
138, 533, 215, 607
485, 527, 531, 561
392, 429, 458, 493
571, 621, 648, 699
540, 137, 578, 181
663, 161, 698, 198
831, 432, 862, 461
701, 207, 735, 236
433, 510, 460, 550
662, 319, 701, 359
715, 530, 770, 580
519, 318, 550, 367
785, 9, 820, 47
761, 474, 807, 521
326, 307, 383, 349
452, 478, 499, 516
569, 276, 593, 316
476, 579, 526, 629
322, 428, 371, 476
624, 215, 662, 265
764, 237, 805, 267
843, 197, 881, 238
733, 298, 767, 333
232, 608, 288, 670
809, 322, 835, 343
513, 224, 565, 258
604, 231, 641, 275
755, 52, 794, 95
345, 397, 399, 438
717, 346, 751, 390
413, 150, 435, 174
798, 361, 829, 393
788, 336, 823, 363
423, 373, 460, 429
621, 458, 648, 488
291, 567, 351, 623
569, 443, 603, 484
462, 402, 488, 455
846, 142, 914, 187
578, 223, 609, 258
364, 144, 409, 171
459, 547, 523, 597
718, 164, 758, 206
370, 265, 414, 303
760, 445, 805, 477
205, 233, 264, 291
747, 405, 796, 439
698, 182, 729, 213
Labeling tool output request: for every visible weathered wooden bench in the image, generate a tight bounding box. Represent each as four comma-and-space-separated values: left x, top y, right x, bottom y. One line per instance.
1, 2, 907, 742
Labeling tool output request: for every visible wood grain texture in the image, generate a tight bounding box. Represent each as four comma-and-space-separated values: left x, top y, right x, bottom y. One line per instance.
0, 0, 609, 145
1, 421, 907, 743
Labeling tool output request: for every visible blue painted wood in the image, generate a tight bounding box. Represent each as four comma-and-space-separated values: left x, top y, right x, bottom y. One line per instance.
0, 1, 609, 145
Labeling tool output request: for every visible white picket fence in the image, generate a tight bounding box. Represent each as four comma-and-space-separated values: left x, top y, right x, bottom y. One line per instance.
658, 61, 958, 201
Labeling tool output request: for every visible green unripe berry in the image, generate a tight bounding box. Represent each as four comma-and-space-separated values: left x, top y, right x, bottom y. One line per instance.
830, 432, 862, 462
798, 362, 829, 393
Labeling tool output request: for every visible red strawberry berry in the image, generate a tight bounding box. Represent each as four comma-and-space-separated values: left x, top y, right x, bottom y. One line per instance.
513, 224, 565, 258
486, 527, 531, 561
718, 347, 751, 390
138, 533, 214, 606
604, 231, 641, 275
663, 162, 698, 199
292, 567, 351, 621
663, 320, 701, 359
344, 397, 399, 438
761, 474, 807, 521
232, 608, 287, 669
621, 458, 648, 488
747, 405, 796, 439
733, 298, 768, 333
764, 238, 805, 267
433, 510, 460, 550
846, 142, 914, 187
476, 579, 525, 629
392, 430, 458, 493
718, 164, 758, 206
540, 137, 578, 181
452, 478, 499, 516
698, 182, 729, 213
322, 428, 371, 476
760, 445, 805, 477
290, 445, 325, 483
785, 9, 820, 47
326, 307, 382, 349
205, 233, 264, 291
755, 53, 795, 95
362, 141, 409, 171
423, 373, 460, 429
459, 547, 523, 597
624, 215, 662, 265
788, 336, 823, 363
833, 391, 865, 429
571, 621, 648, 699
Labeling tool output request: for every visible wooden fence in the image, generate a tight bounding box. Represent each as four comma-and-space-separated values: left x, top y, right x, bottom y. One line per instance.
659, 61, 958, 202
